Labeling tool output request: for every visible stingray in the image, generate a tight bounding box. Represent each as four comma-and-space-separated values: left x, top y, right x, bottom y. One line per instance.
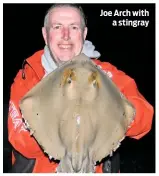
19, 53, 135, 173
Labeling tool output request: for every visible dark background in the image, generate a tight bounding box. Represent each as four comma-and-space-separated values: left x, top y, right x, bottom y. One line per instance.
3, 3, 155, 173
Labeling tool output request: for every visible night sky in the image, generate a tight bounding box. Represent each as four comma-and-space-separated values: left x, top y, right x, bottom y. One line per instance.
3, 3, 155, 173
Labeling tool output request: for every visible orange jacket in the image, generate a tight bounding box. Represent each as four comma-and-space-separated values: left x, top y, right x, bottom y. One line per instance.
8, 50, 154, 173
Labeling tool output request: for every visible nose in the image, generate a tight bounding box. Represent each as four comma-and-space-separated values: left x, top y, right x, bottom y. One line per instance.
62, 27, 70, 41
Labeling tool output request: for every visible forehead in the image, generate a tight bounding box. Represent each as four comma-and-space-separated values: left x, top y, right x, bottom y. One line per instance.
49, 7, 81, 24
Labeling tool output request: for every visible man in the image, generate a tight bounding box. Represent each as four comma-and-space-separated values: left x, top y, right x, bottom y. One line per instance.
8, 4, 154, 173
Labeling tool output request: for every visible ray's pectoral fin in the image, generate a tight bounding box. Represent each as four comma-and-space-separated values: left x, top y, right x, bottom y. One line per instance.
19, 92, 65, 161
123, 97, 136, 127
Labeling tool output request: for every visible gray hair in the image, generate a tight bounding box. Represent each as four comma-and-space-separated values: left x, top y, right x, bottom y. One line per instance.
44, 4, 87, 30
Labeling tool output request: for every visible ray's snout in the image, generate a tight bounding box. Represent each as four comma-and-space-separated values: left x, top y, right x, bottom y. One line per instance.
60, 68, 100, 101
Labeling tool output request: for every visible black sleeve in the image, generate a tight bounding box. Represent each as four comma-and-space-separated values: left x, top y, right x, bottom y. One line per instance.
8, 149, 36, 173
102, 151, 120, 173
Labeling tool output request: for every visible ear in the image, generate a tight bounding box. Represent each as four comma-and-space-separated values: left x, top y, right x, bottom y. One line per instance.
42, 27, 48, 45
83, 27, 88, 40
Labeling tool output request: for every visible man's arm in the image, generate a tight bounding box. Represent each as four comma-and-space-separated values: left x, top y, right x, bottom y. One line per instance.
120, 78, 154, 139
8, 70, 43, 159
94, 60, 154, 140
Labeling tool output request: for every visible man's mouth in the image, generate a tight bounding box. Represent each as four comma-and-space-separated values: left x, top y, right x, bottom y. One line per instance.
58, 44, 72, 49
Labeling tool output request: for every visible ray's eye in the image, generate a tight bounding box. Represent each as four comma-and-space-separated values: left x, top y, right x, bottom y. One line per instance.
92, 80, 97, 87
67, 78, 72, 84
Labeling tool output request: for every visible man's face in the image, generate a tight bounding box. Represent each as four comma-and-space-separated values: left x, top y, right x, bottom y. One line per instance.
42, 7, 87, 64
